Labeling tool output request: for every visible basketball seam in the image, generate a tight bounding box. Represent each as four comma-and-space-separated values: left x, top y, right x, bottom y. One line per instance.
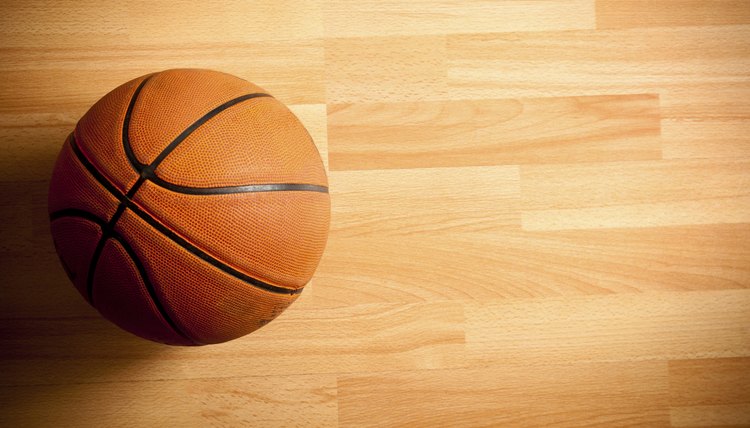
123, 75, 155, 171
145, 93, 273, 172
109, 231, 198, 345
67, 135, 303, 296
50, 208, 105, 225
70, 137, 125, 197
121, 76, 327, 195
86, 200, 132, 303
49, 209, 196, 345
149, 177, 329, 195
124, 201, 302, 295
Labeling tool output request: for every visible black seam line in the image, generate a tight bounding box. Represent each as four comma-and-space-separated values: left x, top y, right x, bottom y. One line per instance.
71, 136, 124, 200
149, 176, 329, 195
124, 200, 302, 296
123, 75, 154, 171
70, 135, 301, 296
108, 230, 198, 345
86, 203, 128, 302
127, 176, 147, 198
146, 92, 272, 173
49, 208, 107, 305
50, 209, 106, 226
51, 209, 196, 344
85, 238, 108, 304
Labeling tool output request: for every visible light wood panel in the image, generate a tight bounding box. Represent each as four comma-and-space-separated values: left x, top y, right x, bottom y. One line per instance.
0, 0, 128, 48
0, 41, 325, 117
2, 1, 750, 427
669, 357, 750, 406
670, 405, 750, 428
324, 35, 447, 104
661, 82, 750, 160
324, 0, 595, 38
669, 358, 750, 427
0, 301, 465, 386
328, 94, 660, 170
521, 158, 750, 230
127, 0, 323, 43
329, 166, 520, 236
465, 290, 750, 364
597, 0, 750, 29
447, 25, 750, 99
0, 373, 338, 427
337, 361, 669, 427
314, 225, 750, 307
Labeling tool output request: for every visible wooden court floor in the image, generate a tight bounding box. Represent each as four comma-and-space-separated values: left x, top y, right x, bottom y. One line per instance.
1, 1, 749, 426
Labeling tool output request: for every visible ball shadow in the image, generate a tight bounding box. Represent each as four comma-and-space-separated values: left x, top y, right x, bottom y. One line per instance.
0, 129, 180, 419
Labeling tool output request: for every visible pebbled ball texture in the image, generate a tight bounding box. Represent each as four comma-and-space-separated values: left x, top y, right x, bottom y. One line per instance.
48, 69, 330, 345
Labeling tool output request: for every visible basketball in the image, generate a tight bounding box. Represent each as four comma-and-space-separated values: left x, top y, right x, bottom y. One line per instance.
47, 69, 330, 346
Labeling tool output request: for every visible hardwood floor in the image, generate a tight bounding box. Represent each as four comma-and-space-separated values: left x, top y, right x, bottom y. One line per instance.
1, 1, 749, 426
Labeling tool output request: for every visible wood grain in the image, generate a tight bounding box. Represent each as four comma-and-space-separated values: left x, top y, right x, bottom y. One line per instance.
465, 290, 750, 364
338, 361, 669, 427
314, 225, 750, 307
661, 82, 750, 160
669, 357, 750, 406
0, 41, 325, 116
521, 158, 750, 230
0, 302, 465, 386
669, 357, 750, 427
447, 25, 750, 99
329, 166, 520, 236
0, 374, 338, 427
0, 1, 128, 48
328, 94, 660, 170
2, 1, 750, 426
597, 0, 750, 29
324, 35, 447, 104
324, 0, 595, 38
127, 0, 323, 43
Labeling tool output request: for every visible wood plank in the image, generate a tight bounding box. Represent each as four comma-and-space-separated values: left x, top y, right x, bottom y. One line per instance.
661, 82, 750, 160
0, 41, 325, 118
0, 302, 465, 386
465, 290, 750, 364
0, 0, 128, 48
670, 404, 750, 427
447, 25, 750, 99
337, 361, 669, 427
668, 357, 750, 426
324, 35, 447, 104
597, 0, 750, 29
127, 0, 322, 43
0, 374, 337, 427
669, 357, 750, 427
312, 225, 750, 307
328, 166, 520, 237
328, 94, 660, 171
663, 120, 750, 160
521, 159, 750, 230
324, 0, 595, 38
669, 357, 750, 406
3, 1, 750, 426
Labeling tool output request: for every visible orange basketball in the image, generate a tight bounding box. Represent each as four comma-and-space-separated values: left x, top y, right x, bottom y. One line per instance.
48, 69, 330, 345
